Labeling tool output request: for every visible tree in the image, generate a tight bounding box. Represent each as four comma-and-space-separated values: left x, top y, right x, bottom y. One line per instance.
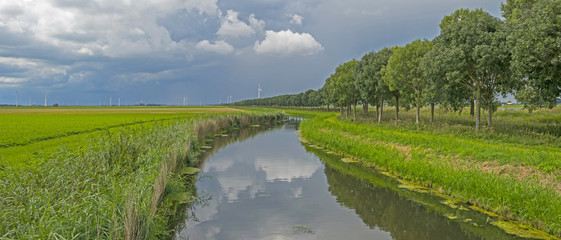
434, 8, 513, 130
382, 40, 432, 124
355, 48, 393, 120
330, 60, 360, 119
421, 43, 451, 122
504, 0, 561, 109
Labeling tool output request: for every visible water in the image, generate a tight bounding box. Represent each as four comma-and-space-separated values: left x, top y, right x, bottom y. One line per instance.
174, 119, 532, 240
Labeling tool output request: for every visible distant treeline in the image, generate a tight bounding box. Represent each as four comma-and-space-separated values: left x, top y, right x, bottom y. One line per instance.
231, 0, 561, 131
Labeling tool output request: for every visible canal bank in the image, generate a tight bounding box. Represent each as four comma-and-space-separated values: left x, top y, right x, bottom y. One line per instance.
295, 110, 559, 240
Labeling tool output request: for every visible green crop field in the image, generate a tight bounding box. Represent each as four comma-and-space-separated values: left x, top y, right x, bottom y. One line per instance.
0, 106, 245, 168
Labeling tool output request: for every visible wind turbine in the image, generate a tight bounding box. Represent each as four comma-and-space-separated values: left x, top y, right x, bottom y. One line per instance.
258, 84, 262, 99
44, 92, 48, 107
15, 91, 19, 107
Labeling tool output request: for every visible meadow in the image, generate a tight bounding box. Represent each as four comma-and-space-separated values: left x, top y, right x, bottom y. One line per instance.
291, 106, 561, 238
0, 106, 282, 239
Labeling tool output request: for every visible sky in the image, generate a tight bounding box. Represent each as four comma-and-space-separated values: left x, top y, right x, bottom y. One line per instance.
0, 0, 504, 106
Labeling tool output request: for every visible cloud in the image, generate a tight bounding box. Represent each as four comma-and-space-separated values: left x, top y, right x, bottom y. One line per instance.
254, 30, 323, 56
0, 56, 69, 87
196, 40, 234, 54
249, 14, 265, 32
290, 14, 303, 25
0, 0, 221, 59
217, 10, 264, 38
114, 69, 177, 84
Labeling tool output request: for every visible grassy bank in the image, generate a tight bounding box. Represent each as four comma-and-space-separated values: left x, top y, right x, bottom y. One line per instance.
291, 109, 561, 238
0, 111, 283, 239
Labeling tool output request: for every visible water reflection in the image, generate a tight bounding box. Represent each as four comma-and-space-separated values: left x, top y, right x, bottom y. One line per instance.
175, 119, 528, 240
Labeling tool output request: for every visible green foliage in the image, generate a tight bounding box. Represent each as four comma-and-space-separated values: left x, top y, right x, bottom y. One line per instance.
435, 8, 513, 130
354, 48, 393, 107
382, 40, 433, 123
331, 59, 360, 107
506, 0, 561, 108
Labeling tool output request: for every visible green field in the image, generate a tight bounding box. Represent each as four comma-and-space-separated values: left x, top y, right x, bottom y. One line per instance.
291, 106, 561, 238
0, 106, 245, 168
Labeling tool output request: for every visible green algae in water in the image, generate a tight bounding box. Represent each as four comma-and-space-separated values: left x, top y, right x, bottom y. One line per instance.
469, 205, 501, 218
341, 158, 359, 163
491, 221, 557, 240
201, 145, 212, 149
442, 199, 468, 210
397, 180, 430, 194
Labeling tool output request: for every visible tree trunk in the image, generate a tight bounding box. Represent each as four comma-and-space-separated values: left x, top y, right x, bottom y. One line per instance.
416, 102, 420, 125
327, 104, 330, 111
395, 95, 400, 121
430, 102, 435, 123
470, 99, 475, 118
378, 100, 384, 123
475, 87, 481, 131
340, 105, 344, 116
353, 102, 357, 121
362, 101, 368, 116
488, 100, 493, 128
375, 102, 379, 121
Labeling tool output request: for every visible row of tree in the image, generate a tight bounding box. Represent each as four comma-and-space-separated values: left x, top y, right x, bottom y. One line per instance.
232, 0, 561, 131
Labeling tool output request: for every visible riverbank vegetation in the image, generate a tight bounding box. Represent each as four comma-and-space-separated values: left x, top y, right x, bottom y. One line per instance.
0, 108, 282, 239
291, 109, 561, 238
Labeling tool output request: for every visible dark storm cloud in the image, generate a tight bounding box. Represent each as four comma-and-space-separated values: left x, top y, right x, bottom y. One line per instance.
0, 0, 504, 105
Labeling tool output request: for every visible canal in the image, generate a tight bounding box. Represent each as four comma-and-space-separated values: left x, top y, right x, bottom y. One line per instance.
174, 119, 533, 240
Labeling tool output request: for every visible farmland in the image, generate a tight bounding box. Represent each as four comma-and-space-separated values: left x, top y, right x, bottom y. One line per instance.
291, 106, 561, 238
0, 106, 244, 168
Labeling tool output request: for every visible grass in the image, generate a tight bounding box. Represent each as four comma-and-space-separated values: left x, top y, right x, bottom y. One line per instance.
0, 106, 283, 239
0, 106, 244, 148
0, 106, 247, 168
290, 107, 561, 238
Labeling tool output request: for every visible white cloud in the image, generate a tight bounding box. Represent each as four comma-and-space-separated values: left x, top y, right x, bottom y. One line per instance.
76, 47, 94, 56
216, 10, 263, 38
290, 14, 303, 25
254, 30, 323, 56
0, 77, 27, 87
254, 156, 321, 182
196, 40, 234, 54
0, 57, 69, 87
0, 0, 221, 58
249, 14, 265, 32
